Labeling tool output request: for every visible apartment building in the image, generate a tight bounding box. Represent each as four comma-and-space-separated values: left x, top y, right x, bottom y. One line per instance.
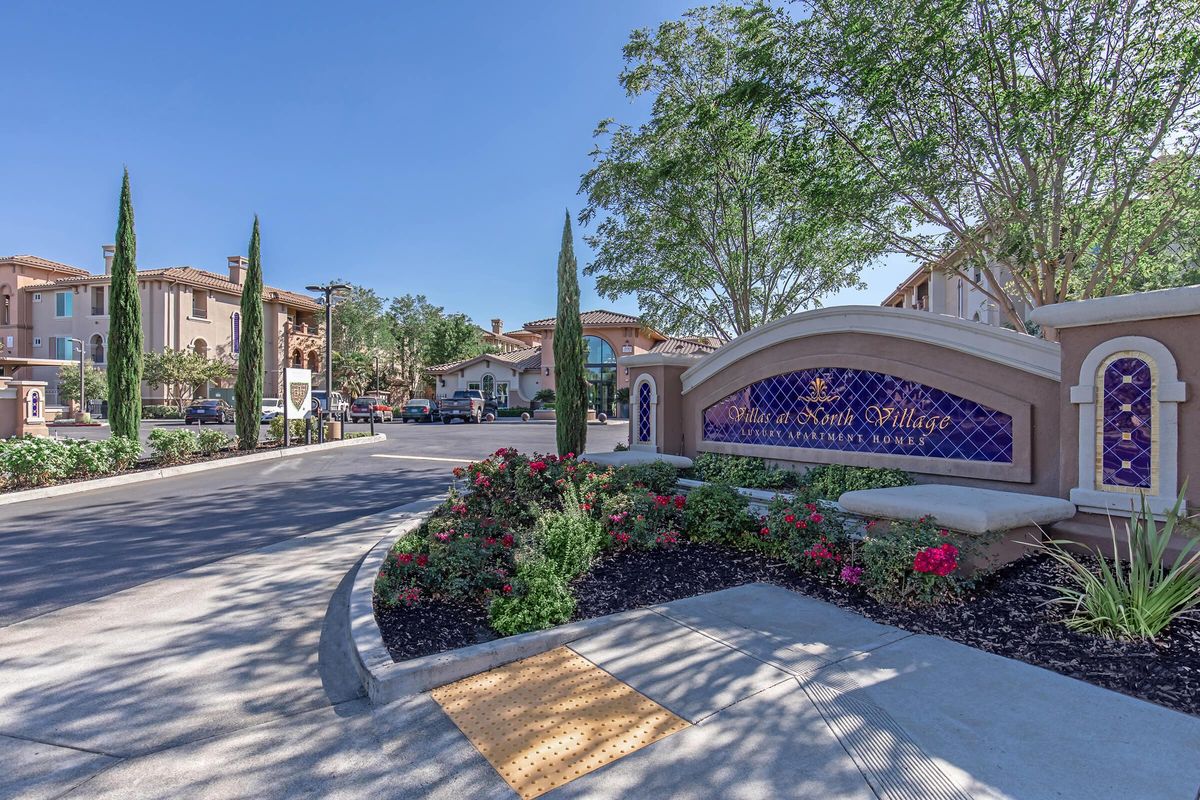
2, 248, 324, 405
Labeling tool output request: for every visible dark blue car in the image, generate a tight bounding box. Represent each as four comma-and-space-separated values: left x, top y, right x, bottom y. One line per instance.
185, 398, 235, 425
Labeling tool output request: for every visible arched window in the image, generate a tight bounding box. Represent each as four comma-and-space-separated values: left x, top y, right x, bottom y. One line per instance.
193, 338, 208, 359
292, 348, 303, 368
1, 292, 10, 326
632, 373, 657, 450
1071, 336, 1186, 516
307, 351, 320, 372
481, 373, 495, 396
90, 334, 105, 365
231, 312, 241, 354
584, 336, 617, 416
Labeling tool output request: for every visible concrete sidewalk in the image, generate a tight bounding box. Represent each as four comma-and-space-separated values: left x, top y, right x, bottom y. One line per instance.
23, 582, 1200, 799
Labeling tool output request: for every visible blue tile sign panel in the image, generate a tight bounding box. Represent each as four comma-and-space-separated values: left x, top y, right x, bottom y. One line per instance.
1099, 356, 1153, 489
702, 367, 1013, 463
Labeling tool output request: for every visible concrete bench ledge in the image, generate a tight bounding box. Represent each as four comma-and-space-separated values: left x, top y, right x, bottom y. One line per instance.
838, 484, 1076, 533
579, 450, 694, 469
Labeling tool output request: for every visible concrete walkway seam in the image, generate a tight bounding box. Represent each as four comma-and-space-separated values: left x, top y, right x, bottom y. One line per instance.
802, 669, 974, 800
348, 518, 658, 704
0, 433, 388, 507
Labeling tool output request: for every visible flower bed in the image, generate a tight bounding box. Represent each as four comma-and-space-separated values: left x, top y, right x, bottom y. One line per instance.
373, 449, 1200, 716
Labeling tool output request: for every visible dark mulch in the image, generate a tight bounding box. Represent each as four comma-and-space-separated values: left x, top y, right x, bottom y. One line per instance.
375, 542, 1200, 716
374, 597, 495, 661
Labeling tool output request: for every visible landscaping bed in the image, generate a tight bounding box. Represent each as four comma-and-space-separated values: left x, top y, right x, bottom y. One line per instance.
372, 450, 1200, 717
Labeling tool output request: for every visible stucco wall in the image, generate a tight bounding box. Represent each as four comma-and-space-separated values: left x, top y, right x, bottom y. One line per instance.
678, 329, 1062, 495
1057, 315, 1200, 514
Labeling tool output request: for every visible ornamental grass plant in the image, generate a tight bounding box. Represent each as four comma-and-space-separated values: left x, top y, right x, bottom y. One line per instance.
1042, 489, 1200, 641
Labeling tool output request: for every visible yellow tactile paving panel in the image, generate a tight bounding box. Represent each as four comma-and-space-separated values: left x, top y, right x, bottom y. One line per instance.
432, 646, 690, 799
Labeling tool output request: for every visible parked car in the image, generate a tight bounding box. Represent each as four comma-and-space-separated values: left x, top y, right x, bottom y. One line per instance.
311, 390, 348, 421
439, 389, 497, 424
185, 398, 235, 425
350, 396, 393, 423
400, 398, 440, 423
260, 397, 284, 423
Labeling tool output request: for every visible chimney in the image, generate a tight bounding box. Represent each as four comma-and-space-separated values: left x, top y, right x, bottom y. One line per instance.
491, 318, 503, 335
228, 255, 248, 285
102, 244, 115, 275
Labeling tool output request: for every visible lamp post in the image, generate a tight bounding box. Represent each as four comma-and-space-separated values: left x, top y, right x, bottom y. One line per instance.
304, 282, 350, 429
65, 337, 86, 419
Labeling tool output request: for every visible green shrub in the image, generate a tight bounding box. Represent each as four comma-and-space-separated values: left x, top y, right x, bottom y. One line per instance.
683, 483, 757, 547
343, 431, 371, 439
98, 436, 142, 470
860, 516, 967, 604
147, 428, 199, 464
798, 464, 913, 500
610, 461, 679, 495
534, 508, 605, 581
0, 437, 70, 487
143, 404, 182, 419
488, 559, 576, 636
691, 452, 798, 490
197, 429, 233, 455
62, 439, 111, 478
1042, 490, 1200, 640
498, 407, 530, 418
534, 388, 556, 403
267, 416, 332, 443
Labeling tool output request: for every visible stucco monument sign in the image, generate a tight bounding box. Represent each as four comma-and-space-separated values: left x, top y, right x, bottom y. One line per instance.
702, 367, 1013, 464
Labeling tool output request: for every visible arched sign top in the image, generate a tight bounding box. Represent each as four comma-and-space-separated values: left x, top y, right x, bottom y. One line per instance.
682, 306, 1061, 392
703, 366, 1014, 464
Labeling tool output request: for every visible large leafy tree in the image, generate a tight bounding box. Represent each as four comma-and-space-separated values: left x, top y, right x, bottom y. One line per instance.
107, 169, 143, 438
330, 284, 391, 358
420, 313, 492, 378
57, 364, 107, 405
580, 5, 885, 340
235, 217, 264, 450
143, 350, 232, 411
743, 0, 1200, 335
554, 211, 587, 457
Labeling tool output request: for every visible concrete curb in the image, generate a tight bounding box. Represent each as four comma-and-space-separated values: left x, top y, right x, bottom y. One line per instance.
348, 509, 650, 704
0, 433, 388, 507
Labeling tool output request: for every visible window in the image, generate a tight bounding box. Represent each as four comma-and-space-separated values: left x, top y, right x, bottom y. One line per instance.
32, 292, 42, 303
33, 337, 42, 348
584, 336, 617, 416
193, 338, 208, 358
90, 334, 105, 364
1070, 336, 1186, 517
632, 374, 657, 449
192, 290, 208, 319
481, 373, 495, 396
2, 294, 9, 325
91, 286, 105, 316
50, 337, 75, 360
231, 312, 241, 354
495, 381, 509, 409
55, 291, 73, 318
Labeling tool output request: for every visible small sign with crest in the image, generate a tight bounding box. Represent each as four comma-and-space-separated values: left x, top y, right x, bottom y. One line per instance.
283, 368, 312, 417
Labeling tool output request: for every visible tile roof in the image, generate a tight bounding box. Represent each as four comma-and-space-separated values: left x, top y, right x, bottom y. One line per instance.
523, 310, 644, 330
428, 346, 542, 374
1, 254, 90, 276
26, 266, 322, 310
649, 336, 720, 356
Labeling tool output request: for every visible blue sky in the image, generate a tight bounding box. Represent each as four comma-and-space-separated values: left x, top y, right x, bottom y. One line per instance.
1, 1, 914, 332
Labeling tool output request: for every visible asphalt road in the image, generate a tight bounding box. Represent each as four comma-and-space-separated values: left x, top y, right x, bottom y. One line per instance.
1, 420, 627, 627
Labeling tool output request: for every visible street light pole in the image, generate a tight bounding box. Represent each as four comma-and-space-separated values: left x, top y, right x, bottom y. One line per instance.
304, 282, 351, 434
66, 337, 85, 419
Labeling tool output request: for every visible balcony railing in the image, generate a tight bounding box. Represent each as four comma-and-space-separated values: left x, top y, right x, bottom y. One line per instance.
291, 323, 320, 337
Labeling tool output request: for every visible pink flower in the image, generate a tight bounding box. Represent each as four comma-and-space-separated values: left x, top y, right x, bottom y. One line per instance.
435, 532, 450, 542
809, 513, 824, 524
674, 495, 686, 509
501, 533, 514, 548
784, 514, 796, 524
840, 565, 863, 585
502, 584, 513, 594
529, 460, 547, 474
416, 555, 429, 568
396, 553, 413, 565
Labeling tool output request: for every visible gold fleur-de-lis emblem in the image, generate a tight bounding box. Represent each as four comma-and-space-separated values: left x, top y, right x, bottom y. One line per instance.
801, 377, 840, 403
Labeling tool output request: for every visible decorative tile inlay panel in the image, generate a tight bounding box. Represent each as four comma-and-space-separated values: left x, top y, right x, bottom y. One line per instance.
1098, 355, 1154, 490
702, 367, 1013, 463
637, 380, 652, 442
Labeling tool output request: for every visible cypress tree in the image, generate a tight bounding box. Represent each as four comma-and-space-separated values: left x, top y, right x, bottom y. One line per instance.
106, 169, 143, 439
235, 216, 265, 450
554, 210, 588, 456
